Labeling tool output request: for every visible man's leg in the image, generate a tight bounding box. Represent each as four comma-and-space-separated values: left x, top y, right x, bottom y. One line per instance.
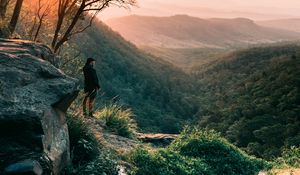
88, 90, 97, 117
83, 94, 89, 116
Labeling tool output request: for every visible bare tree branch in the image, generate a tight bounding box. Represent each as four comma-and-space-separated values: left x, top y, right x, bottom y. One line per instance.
69, 11, 98, 36
52, 0, 137, 53
32, 0, 51, 41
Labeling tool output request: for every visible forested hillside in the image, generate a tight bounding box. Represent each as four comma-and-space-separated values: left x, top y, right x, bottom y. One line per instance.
192, 44, 300, 159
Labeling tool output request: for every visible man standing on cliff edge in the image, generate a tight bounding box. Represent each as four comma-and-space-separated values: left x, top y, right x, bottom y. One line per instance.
83, 58, 100, 117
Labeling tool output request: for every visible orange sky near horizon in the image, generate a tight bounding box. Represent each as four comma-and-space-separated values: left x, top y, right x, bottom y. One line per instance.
99, 0, 300, 21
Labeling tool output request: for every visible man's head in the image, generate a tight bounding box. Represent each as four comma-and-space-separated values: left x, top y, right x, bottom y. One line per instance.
86, 57, 96, 66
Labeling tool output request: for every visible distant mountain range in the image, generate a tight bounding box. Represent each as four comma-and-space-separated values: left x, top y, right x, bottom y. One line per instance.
257, 18, 300, 33
105, 15, 300, 49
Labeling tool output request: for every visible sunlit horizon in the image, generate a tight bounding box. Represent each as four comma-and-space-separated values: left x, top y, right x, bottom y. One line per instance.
99, 0, 300, 21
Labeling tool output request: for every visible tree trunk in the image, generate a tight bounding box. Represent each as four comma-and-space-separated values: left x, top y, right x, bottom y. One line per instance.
9, 0, 23, 34
0, 0, 9, 19
51, 13, 64, 49
51, 0, 69, 49
53, 4, 85, 53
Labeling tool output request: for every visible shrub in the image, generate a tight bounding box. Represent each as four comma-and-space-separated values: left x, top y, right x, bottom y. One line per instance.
66, 115, 119, 175
67, 115, 100, 165
97, 104, 137, 138
127, 147, 212, 175
127, 127, 270, 175
75, 150, 119, 175
170, 127, 270, 175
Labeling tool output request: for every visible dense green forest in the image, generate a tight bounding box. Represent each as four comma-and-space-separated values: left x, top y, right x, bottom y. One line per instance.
191, 44, 300, 159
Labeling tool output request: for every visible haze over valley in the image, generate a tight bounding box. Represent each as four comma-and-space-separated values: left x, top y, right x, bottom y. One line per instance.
105, 15, 300, 69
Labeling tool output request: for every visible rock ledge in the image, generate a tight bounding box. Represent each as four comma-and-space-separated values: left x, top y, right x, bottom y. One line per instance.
0, 39, 79, 174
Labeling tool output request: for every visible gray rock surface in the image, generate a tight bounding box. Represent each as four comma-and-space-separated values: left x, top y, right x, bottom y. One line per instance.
4, 159, 43, 175
0, 39, 79, 174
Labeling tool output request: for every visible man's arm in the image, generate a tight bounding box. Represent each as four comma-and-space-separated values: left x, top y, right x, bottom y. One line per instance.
91, 69, 100, 89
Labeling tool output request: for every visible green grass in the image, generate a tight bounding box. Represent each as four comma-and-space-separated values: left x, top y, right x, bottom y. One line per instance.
96, 104, 137, 138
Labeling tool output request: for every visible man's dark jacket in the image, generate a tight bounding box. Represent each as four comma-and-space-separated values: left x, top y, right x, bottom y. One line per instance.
83, 64, 100, 92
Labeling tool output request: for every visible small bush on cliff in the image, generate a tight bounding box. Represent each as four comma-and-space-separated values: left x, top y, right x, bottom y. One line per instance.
67, 115, 100, 165
75, 150, 119, 175
127, 127, 270, 175
170, 127, 270, 175
97, 104, 137, 138
66, 115, 119, 175
128, 147, 212, 175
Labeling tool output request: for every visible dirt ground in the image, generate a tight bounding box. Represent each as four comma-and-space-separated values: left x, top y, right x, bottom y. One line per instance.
260, 168, 300, 175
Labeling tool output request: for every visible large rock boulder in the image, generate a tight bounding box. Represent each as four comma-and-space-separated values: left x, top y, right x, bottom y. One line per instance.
0, 39, 79, 174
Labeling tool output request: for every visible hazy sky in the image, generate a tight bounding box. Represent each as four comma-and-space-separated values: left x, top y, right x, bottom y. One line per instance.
99, 0, 300, 21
